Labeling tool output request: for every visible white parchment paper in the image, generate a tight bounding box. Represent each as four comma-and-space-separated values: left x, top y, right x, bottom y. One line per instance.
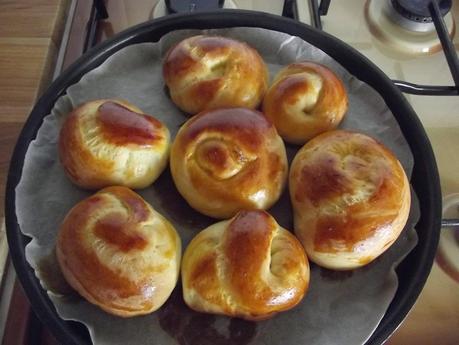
16, 27, 419, 345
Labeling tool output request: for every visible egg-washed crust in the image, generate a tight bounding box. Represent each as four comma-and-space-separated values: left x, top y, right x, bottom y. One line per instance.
56, 186, 181, 317
59, 99, 170, 189
263, 61, 348, 144
289, 130, 411, 270
170, 107, 288, 219
182, 210, 309, 320
163, 35, 268, 114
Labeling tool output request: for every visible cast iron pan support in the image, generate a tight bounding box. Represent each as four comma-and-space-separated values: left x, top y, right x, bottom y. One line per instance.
393, 0, 459, 95
83, 0, 109, 53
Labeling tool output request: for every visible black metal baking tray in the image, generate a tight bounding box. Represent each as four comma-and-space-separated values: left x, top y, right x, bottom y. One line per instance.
5, 10, 442, 345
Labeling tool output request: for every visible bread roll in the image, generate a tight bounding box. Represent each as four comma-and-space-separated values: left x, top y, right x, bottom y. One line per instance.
289, 130, 411, 270
170, 107, 288, 219
56, 186, 181, 317
182, 210, 309, 320
163, 35, 268, 114
263, 62, 348, 144
59, 99, 170, 189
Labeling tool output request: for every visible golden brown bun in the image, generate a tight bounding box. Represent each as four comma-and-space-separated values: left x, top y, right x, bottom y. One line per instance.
182, 210, 309, 320
289, 130, 411, 270
170, 107, 288, 219
263, 62, 348, 144
56, 186, 181, 317
59, 99, 170, 189
163, 35, 268, 114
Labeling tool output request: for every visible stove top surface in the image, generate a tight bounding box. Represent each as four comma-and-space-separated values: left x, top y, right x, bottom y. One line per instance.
4, 1, 457, 345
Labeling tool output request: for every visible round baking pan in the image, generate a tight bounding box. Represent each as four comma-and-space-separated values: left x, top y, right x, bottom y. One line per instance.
5, 10, 442, 345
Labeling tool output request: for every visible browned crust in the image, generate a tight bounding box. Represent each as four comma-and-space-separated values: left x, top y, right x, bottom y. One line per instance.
263, 61, 348, 144
163, 35, 268, 114
290, 130, 411, 265
56, 186, 178, 317
183, 210, 309, 320
170, 107, 288, 218
178, 107, 273, 151
58, 99, 168, 189
96, 101, 165, 146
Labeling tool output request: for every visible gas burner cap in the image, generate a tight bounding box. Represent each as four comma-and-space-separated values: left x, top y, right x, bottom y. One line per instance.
389, 0, 452, 32
153, 0, 237, 18
166, 0, 225, 14
392, 0, 452, 23
365, 0, 456, 55
436, 194, 459, 283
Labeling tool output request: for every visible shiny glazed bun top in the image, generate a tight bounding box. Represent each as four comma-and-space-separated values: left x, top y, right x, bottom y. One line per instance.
289, 130, 411, 270
56, 186, 181, 317
263, 61, 348, 144
59, 99, 170, 189
163, 35, 268, 114
182, 210, 309, 320
170, 107, 288, 219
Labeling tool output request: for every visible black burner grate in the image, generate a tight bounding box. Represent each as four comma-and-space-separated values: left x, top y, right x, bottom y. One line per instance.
309, 0, 459, 96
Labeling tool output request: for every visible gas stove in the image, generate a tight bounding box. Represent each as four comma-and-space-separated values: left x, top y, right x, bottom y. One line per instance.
2, 1, 459, 344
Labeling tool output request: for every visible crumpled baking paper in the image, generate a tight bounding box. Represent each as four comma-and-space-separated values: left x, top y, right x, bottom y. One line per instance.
16, 27, 419, 345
